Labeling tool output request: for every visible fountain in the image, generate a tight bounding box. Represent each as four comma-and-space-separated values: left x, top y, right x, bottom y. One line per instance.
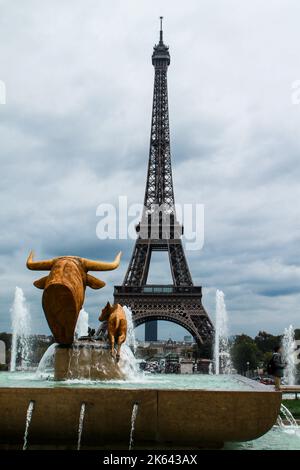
0, 251, 283, 449
123, 306, 137, 353
214, 290, 232, 374
76, 309, 89, 338
128, 402, 139, 450
77, 402, 86, 450
23, 400, 35, 450
35, 343, 57, 379
279, 403, 298, 427
10, 287, 32, 371
282, 325, 296, 386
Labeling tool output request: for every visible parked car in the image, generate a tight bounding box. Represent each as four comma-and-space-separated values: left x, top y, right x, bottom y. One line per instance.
259, 376, 275, 385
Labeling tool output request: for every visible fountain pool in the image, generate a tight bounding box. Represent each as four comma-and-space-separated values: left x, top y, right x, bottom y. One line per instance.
226, 426, 300, 450
0, 371, 273, 390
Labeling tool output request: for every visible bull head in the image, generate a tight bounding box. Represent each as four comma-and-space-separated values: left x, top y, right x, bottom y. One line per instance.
27, 251, 121, 345
99, 301, 114, 322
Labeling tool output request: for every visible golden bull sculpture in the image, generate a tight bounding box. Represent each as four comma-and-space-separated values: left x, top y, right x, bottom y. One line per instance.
26, 251, 122, 345
99, 302, 127, 362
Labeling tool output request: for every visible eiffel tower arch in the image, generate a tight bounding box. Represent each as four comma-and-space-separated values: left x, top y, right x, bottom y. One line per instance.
114, 18, 214, 346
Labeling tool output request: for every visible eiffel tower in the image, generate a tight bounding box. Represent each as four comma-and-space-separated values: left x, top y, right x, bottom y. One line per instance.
114, 18, 214, 346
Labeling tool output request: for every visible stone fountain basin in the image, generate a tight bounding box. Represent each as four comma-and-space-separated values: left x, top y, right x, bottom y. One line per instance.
0, 376, 281, 449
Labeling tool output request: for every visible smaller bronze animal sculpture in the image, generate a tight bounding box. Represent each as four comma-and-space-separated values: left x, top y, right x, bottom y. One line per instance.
99, 302, 127, 362
27, 251, 121, 345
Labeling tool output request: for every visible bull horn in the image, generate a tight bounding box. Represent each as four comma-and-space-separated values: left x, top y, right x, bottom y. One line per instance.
26, 251, 54, 271
82, 251, 122, 271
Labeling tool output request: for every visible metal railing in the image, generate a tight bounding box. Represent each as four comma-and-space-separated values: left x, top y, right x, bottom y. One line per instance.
114, 285, 202, 295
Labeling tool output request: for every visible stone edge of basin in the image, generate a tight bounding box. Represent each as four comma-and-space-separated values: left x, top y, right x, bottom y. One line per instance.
0, 382, 282, 448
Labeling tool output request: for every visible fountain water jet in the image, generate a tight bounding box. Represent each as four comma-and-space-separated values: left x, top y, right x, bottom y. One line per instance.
77, 402, 86, 450
123, 306, 137, 353
214, 290, 232, 375
129, 402, 139, 450
23, 400, 35, 450
76, 308, 89, 338
282, 325, 296, 386
278, 403, 298, 428
10, 287, 32, 371
35, 343, 57, 379
276, 415, 284, 427
118, 306, 140, 380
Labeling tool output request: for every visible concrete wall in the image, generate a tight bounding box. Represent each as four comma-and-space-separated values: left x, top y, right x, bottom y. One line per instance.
180, 361, 193, 374
0, 385, 281, 449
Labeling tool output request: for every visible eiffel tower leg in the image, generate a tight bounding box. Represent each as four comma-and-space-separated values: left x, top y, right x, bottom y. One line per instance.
168, 241, 193, 286
123, 241, 151, 287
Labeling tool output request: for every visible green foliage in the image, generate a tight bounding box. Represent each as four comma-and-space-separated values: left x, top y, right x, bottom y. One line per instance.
262, 351, 273, 369
197, 340, 213, 359
231, 334, 262, 374
254, 331, 281, 354
230, 328, 300, 374
294, 329, 300, 340
296, 363, 300, 385
282, 399, 300, 418
233, 334, 253, 345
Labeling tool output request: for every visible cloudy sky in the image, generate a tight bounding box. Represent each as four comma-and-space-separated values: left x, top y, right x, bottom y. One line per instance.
0, 0, 300, 340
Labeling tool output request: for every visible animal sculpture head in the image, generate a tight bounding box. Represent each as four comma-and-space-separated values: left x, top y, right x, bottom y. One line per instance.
99, 301, 115, 322
27, 251, 121, 344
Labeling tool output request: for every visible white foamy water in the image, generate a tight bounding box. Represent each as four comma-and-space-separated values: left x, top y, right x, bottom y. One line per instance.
23, 400, 35, 450
76, 309, 89, 338
119, 306, 140, 380
214, 290, 232, 375
279, 403, 298, 427
35, 343, 57, 379
282, 325, 296, 386
10, 287, 32, 371
77, 402, 86, 450
123, 306, 137, 353
129, 402, 139, 450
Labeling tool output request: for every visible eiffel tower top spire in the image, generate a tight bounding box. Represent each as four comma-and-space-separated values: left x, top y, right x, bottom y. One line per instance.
159, 16, 163, 43
152, 17, 170, 66
142, 17, 174, 223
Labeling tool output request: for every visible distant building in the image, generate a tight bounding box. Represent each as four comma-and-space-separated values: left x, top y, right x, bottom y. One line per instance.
0, 340, 5, 364
180, 359, 194, 374
145, 321, 158, 342
135, 338, 197, 363
184, 335, 193, 343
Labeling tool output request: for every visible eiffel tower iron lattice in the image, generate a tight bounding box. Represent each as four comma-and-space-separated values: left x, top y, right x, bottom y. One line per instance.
114, 18, 214, 346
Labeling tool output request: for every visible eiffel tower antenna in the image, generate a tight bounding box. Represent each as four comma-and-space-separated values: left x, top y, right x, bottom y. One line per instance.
159, 16, 163, 42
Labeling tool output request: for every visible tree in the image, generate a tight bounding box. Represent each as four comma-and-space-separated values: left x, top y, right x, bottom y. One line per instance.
296, 363, 300, 385
231, 334, 262, 374
197, 340, 213, 359
294, 329, 300, 340
254, 331, 281, 354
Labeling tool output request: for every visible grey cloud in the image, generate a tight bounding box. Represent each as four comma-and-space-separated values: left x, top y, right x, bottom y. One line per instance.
0, 0, 300, 340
